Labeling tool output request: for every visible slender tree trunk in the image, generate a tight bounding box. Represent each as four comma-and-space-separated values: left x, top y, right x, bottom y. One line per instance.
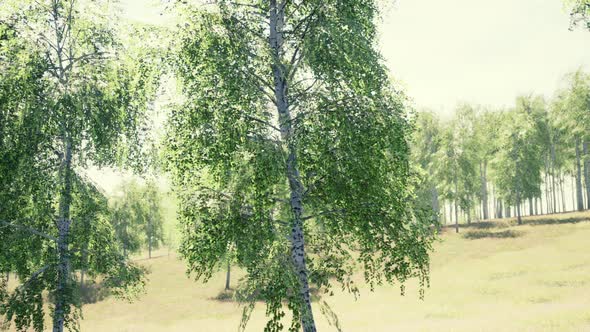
539, 183, 544, 214
80, 241, 87, 288
544, 162, 551, 213
559, 172, 567, 212
225, 260, 231, 291
481, 161, 489, 220
584, 180, 588, 209
454, 173, 459, 233
430, 166, 440, 226
492, 185, 497, 219
584, 140, 590, 210
572, 174, 576, 212
551, 143, 557, 214
148, 218, 152, 259
53, 138, 73, 332
516, 192, 522, 225
498, 199, 503, 219
269, 3, 315, 330
576, 137, 584, 211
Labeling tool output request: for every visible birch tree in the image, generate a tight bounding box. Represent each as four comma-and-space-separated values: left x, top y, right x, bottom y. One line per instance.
167, 1, 436, 331
412, 111, 442, 224
473, 109, 503, 220
0, 1, 159, 331
493, 100, 544, 225
553, 70, 590, 211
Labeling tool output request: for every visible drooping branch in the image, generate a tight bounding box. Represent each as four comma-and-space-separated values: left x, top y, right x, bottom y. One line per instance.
18, 265, 51, 291
0, 220, 58, 242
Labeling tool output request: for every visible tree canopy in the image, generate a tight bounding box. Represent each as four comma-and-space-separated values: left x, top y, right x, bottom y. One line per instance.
166, 1, 437, 331
0, 1, 160, 331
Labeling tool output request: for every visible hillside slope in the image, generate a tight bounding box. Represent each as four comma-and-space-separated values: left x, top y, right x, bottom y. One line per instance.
7, 212, 590, 331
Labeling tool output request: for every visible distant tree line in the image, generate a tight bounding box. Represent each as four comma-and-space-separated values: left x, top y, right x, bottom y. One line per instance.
412, 70, 590, 230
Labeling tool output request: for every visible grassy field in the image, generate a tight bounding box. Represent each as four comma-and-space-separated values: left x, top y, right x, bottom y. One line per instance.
6, 211, 590, 331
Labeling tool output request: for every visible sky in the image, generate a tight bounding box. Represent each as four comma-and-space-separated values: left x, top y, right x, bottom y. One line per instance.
102, 0, 590, 193
379, 0, 590, 117
120, 0, 590, 119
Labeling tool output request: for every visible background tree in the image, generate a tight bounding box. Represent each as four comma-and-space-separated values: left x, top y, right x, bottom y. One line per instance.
111, 182, 144, 258
142, 180, 165, 259
473, 109, 503, 220
167, 1, 437, 331
553, 70, 590, 211
492, 98, 544, 224
0, 0, 160, 330
412, 111, 443, 224
434, 105, 478, 231
111, 179, 165, 259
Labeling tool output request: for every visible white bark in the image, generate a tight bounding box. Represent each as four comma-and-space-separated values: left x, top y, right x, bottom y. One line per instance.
269, 2, 316, 330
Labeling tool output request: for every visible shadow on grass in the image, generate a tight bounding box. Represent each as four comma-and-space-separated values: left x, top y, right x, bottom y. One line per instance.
443, 212, 590, 231
463, 229, 524, 240
524, 216, 589, 226
213, 289, 235, 302
464, 221, 510, 229
213, 286, 323, 303
79, 282, 111, 304
442, 221, 510, 232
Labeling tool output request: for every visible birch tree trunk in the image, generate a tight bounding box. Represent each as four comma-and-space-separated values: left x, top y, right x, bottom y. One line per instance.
53, 138, 73, 332
571, 175, 575, 212
492, 185, 497, 219
576, 137, 584, 211
148, 218, 152, 259
454, 173, 459, 233
516, 193, 522, 225
430, 168, 440, 225
559, 173, 565, 212
80, 241, 88, 288
547, 186, 552, 213
480, 161, 489, 220
269, 2, 316, 330
551, 143, 557, 214
584, 140, 590, 210
225, 260, 231, 291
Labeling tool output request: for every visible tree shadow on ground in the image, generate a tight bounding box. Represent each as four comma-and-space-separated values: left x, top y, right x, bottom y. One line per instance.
79, 282, 111, 304
213, 288, 235, 302
213, 286, 323, 303
462, 221, 510, 229
443, 213, 590, 232
442, 221, 510, 232
463, 230, 525, 240
524, 216, 589, 226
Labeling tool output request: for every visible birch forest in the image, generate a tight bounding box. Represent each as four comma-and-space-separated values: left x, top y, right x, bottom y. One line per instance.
1, 0, 590, 331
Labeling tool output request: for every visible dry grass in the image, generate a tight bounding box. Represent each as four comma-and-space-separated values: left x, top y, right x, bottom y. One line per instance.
4, 211, 590, 331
